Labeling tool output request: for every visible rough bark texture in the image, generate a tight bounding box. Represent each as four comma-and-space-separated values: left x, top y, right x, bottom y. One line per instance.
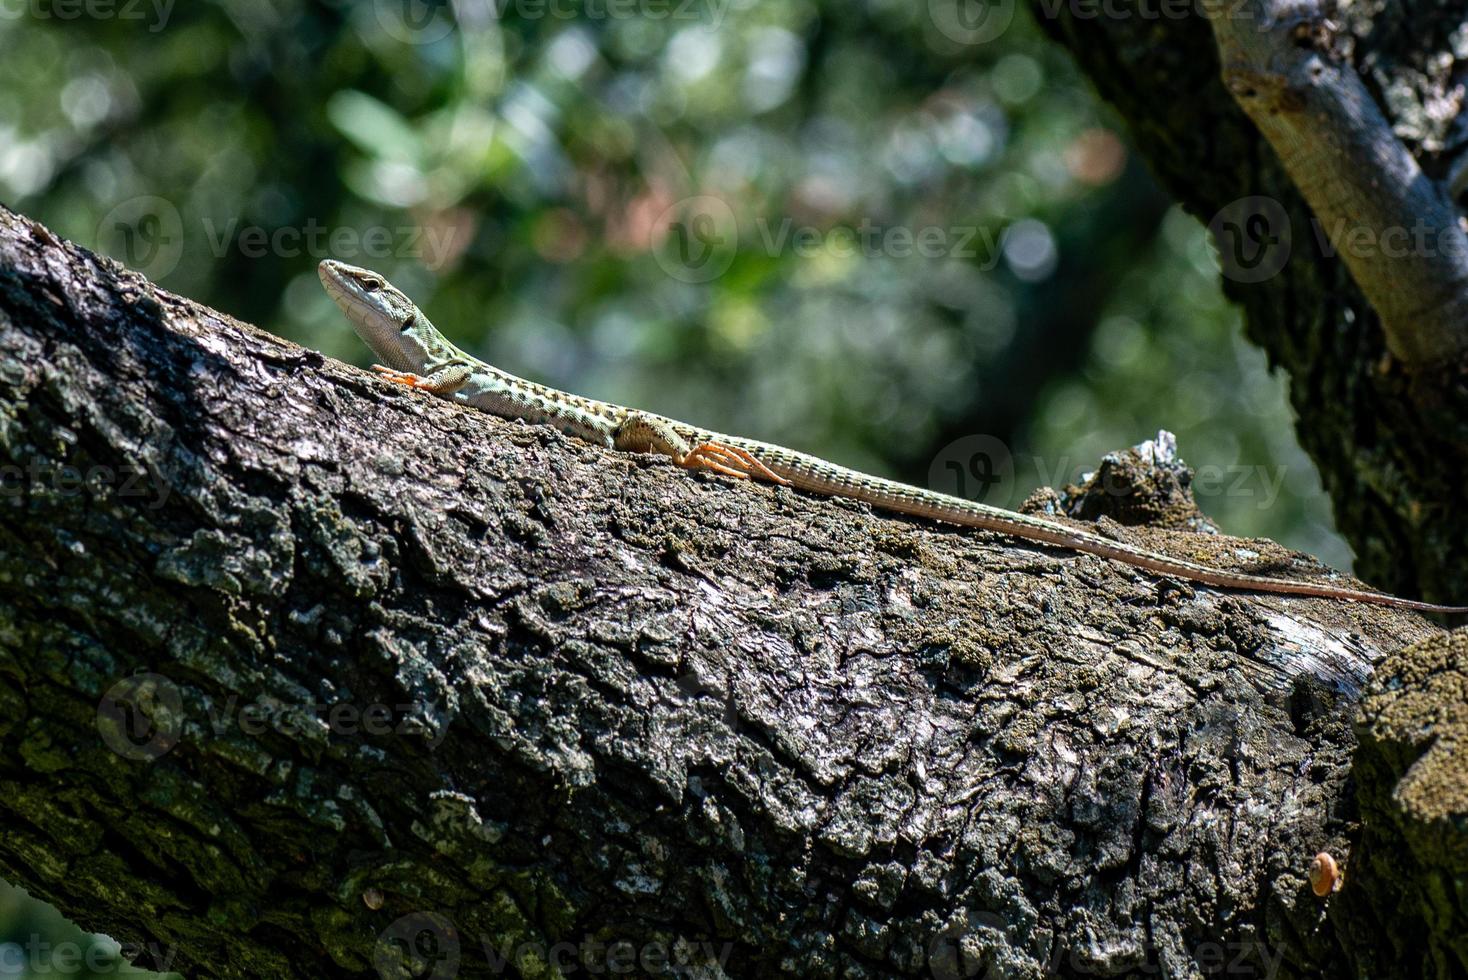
0, 202, 1460, 980
1028, 0, 1468, 610
1353, 630, 1468, 978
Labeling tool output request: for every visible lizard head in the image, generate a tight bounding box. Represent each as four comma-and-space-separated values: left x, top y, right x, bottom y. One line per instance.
318, 260, 453, 373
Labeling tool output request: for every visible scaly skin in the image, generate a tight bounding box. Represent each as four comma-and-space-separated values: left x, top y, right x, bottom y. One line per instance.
318, 259, 1468, 616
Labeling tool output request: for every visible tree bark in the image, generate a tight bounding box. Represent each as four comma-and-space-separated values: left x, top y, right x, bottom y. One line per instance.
1027, 0, 1468, 610
0, 203, 1458, 978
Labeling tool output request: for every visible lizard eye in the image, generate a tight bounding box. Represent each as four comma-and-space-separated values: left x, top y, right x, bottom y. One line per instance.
360, 277, 382, 292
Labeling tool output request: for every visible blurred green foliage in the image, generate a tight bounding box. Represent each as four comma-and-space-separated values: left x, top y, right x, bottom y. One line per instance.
0, 0, 1349, 968
0, 880, 179, 978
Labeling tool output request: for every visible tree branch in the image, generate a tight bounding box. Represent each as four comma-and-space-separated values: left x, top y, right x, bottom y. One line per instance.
1208, 0, 1468, 368
1026, 0, 1468, 640
0, 203, 1454, 977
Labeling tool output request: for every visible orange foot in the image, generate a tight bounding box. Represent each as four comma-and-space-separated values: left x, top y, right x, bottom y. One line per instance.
680, 442, 790, 485
371, 365, 424, 389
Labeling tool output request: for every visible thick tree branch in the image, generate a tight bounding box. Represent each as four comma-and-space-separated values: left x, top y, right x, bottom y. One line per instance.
0, 203, 1457, 977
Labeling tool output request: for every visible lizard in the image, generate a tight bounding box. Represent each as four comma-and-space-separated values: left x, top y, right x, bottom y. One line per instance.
318, 258, 1468, 616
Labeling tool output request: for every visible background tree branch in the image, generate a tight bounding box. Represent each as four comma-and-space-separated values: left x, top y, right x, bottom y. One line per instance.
0, 204, 1459, 978
1209, 0, 1468, 367
1029, 0, 1468, 618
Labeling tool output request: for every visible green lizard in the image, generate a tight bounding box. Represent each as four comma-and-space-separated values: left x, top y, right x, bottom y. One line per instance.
319, 258, 1467, 615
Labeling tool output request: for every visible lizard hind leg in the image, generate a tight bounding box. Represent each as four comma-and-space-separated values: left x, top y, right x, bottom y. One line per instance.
613, 413, 788, 484
684, 442, 788, 484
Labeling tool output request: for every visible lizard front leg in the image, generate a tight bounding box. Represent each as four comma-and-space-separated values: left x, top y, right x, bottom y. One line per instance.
372, 363, 474, 396
613, 413, 789, 484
